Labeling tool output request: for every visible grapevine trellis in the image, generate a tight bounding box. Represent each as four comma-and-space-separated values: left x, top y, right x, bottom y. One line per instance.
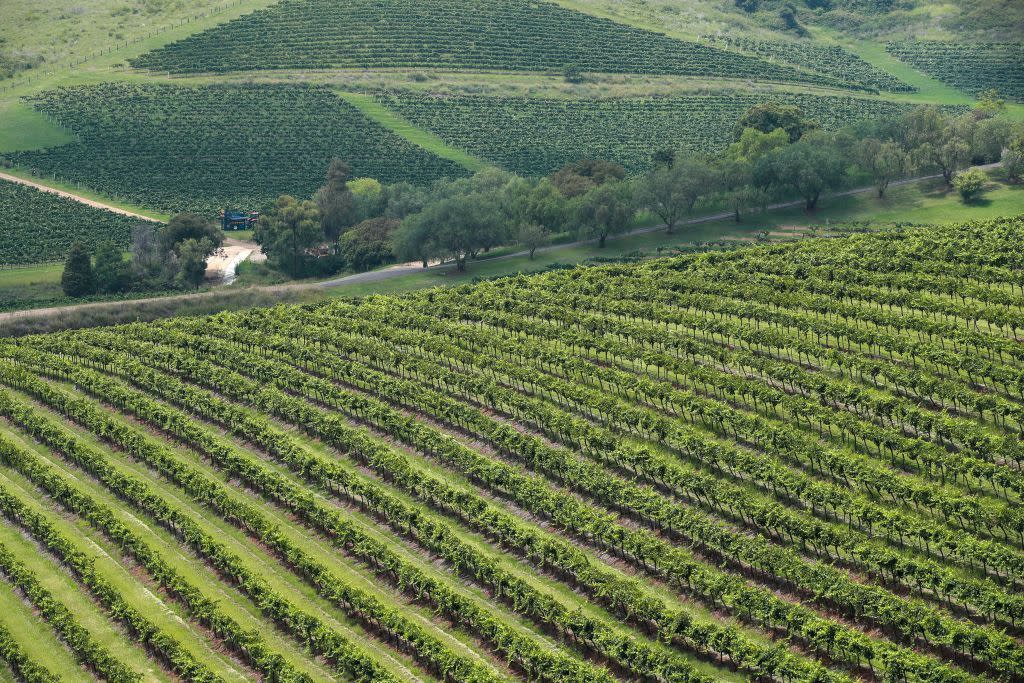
0, 217, 1022, 682
706, 35, 916, 93
130, 0, 865, 91
886, 41, 1024, 102
9, 82, 468, 215
0, 179, 157, 266
379, 90, 942, 176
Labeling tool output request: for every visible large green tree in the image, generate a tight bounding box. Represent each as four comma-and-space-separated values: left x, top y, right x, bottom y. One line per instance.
93, 240, 131, 293
339, 217, 398, 271
315, 157, 355, 242
576, 180, 635, 247
254, 195, 323, 277
734, 102, 817, 143
756, 132, 845, 211
639, 156, 715, 234
60, 241, 96, 297
857, 138, 909, 198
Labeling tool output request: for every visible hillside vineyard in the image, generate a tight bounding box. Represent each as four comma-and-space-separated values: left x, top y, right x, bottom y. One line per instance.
0, 219, 1022, 682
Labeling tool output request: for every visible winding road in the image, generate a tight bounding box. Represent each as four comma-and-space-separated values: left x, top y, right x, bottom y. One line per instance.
0, 163, 1002, 326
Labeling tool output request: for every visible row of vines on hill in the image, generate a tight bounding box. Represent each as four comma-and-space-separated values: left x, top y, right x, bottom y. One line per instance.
0, 218, 1020, 682
0, 179, 155, 265
379, 91, 935, 175
705, 36, 915, 93
130, 0, 858, 91
886, 41, 1024, 102
9, 83, 467, 215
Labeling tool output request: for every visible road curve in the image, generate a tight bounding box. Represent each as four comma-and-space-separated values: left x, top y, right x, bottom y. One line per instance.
0, 163, 1003, 324
0, 171, 163, 222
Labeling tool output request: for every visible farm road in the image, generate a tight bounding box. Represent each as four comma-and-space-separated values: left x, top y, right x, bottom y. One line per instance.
0, 171, 162, 222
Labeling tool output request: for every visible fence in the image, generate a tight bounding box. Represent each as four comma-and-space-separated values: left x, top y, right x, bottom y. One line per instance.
0, 0, 253, 95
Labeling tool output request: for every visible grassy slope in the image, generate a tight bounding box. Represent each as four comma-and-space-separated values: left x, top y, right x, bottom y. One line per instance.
337, 92, 488, 172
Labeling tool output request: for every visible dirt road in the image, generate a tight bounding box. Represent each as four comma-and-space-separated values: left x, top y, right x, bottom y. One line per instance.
0, 171, 162, 222
0, 162, 1003, 325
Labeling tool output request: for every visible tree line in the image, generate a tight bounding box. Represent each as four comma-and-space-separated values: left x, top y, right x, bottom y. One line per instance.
60, 214, 223, 297
252, 96, 1023, 277
60, 95, 1024, 294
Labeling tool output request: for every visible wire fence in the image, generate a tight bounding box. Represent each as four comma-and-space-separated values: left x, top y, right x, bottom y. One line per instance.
0, 0, 252, 96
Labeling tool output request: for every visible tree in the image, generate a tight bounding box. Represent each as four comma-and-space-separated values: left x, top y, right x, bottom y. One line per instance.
756, 132, 845, 211
902, 107, 972, 184
158, 213, 222, 256
973, 89, 1006, 120
857, 139, 909, 198
339, 217, 399, 271
510, 178, 568, 230
61, 242, 96, 297
1004, 136, 1024, 183
715, 157, 756, 223
727, 127, 790, 163
130, 222, 163, 280
392, 194, 501, 272
576, 180, 634, 248
349, 178, 386, 225
391, 211, 435, 268
93, 240, 131, 293
652, 149, 676, 168
638, 156, 715, 234
383, 182, 429, 220
971, 116, 1014, 164
518, 222, 549, 259
315, 157, 355, 242
254, 195, 323, 277
550, 159, 626, 198
952, 168, 988, 202
734, 102, 817, 142
174, 237, 214, 287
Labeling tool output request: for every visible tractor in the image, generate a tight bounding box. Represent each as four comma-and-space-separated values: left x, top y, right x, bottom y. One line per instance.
220, 209, 259, 231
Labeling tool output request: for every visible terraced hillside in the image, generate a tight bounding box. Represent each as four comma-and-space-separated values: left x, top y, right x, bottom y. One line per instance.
130, 0, 864, 90
0, 217, 1022, 681
379, 91, 937, 175
10, 83, 468, 214
0, 178, 157, 266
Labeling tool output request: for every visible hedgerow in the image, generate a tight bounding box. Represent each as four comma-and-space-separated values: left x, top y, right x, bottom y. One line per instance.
886, 41, 1024, 101
379, 91, 935, 175
130, 0, 853, 89
11, 83, 468, 215
0, 179, 155, 265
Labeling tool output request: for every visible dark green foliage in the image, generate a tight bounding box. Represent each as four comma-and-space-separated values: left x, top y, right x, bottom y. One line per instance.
92, 241, 131, 294
316, 158, 356, 242
0, 179, 151, 266
60, 242, 96, 297
338, 217, 398, 271
381, 91, 939, 177
158, 213, 223, 256
12, 83, 468, 214
254, 195, 324, 277
550, 159, 626, 198
735, 102, 818, 142
129, 0, 853, 89
886, 41, 1024, 102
